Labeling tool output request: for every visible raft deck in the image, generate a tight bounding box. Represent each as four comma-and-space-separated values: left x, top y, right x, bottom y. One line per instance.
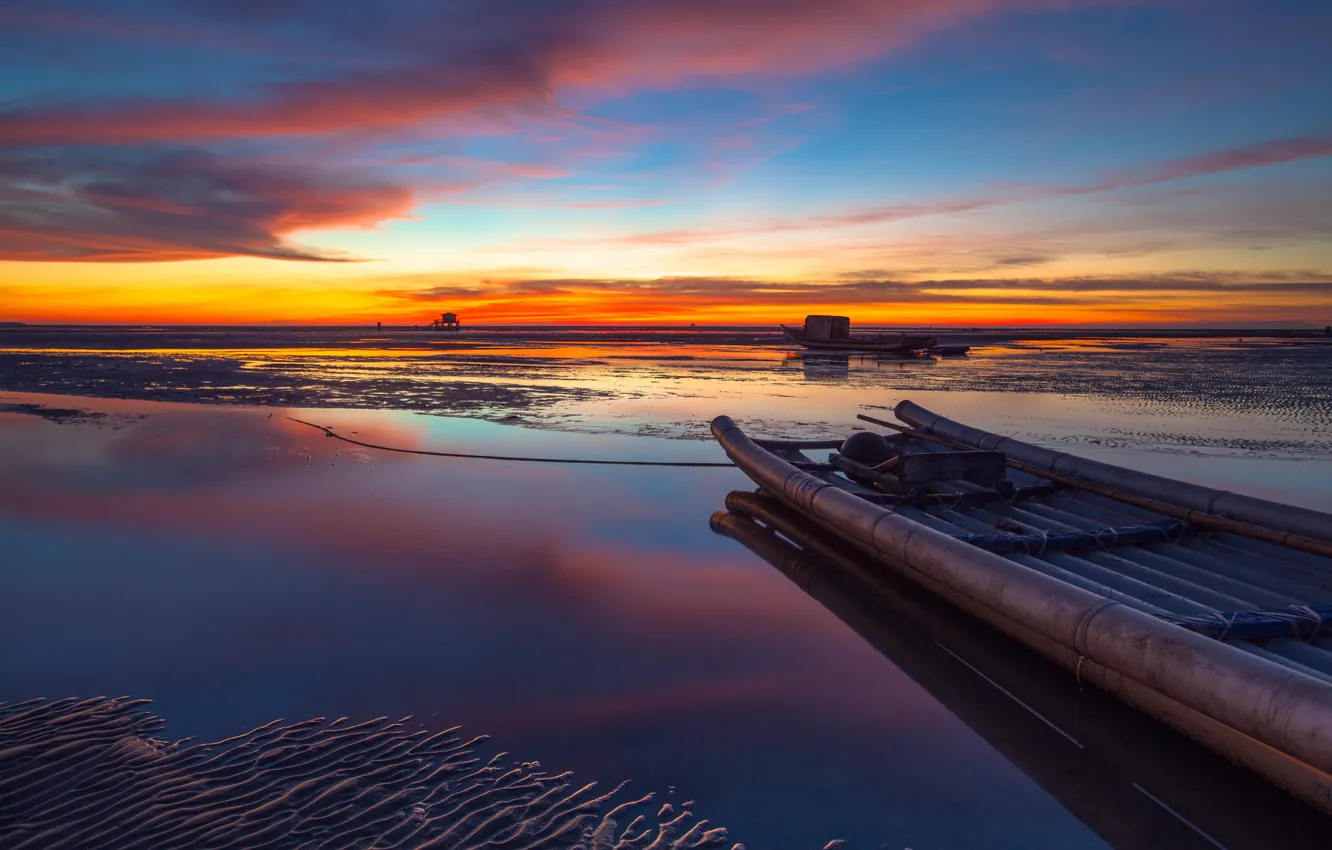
712, 400, 1332, 814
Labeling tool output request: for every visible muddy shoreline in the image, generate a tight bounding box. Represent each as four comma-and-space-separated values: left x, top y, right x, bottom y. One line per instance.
3, 327, 1330, 463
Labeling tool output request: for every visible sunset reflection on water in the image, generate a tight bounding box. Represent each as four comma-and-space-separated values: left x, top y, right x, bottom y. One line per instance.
2, 395, 1094, 848
3, 358, 1331, 846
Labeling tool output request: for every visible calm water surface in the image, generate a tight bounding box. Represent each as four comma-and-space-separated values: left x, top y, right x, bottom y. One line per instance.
3, 333, 1331, 847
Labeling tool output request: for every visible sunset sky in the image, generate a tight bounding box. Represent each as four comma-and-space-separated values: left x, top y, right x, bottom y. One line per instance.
1, 0, 1330, 325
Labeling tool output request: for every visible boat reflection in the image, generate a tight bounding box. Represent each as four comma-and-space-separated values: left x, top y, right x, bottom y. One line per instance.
711, 491, 1330, 849
784, 350, 937, 381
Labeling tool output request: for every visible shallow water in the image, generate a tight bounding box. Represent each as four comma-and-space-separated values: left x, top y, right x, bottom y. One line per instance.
3, 329, 1332, 847
3, 326, 1330, 457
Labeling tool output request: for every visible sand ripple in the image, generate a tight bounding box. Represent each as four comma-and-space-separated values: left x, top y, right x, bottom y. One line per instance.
0, 697, 752, 849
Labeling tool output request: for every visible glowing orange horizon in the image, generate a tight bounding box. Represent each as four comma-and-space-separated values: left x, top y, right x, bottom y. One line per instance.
4, 256, 1329, 328
0, 288, 1310, 327
4, 1, 1331, 333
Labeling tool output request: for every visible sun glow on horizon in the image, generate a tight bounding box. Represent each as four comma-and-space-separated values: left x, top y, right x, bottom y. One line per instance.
1, 2, 1329, 325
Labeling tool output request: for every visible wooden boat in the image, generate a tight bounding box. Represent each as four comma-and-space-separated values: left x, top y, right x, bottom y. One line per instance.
780, 315, 936, 353
711, 497, 1332, 847
711, 400, 1332, 814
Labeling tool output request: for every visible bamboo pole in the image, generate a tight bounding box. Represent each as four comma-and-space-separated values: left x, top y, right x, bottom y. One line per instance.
711, 414, 1332, 800
855, 413, 1332, 560
895, 400, 1332, 545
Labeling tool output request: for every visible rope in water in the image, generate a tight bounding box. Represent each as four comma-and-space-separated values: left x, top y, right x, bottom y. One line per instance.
287, 417, 737, 468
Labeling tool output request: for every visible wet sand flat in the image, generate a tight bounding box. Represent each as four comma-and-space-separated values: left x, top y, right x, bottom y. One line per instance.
2, 395, 1113, 848
3, 327, 1332, 847
2, 326, 1329, 452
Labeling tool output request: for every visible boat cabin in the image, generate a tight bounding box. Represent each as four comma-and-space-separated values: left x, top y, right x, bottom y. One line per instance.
803, 315, 850, 341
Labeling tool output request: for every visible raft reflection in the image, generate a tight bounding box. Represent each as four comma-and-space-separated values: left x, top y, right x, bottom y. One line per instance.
711, 491, 1330, 850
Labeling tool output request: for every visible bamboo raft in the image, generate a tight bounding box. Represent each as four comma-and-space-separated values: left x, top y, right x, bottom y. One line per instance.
711, 400, 1332, 814
711, 498, 1331, 847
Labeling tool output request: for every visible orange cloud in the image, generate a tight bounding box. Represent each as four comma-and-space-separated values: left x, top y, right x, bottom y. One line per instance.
368, 273, 1332, 325
0, 1, 1101, 147
4, 265, 1329, 326
0, 149, 414, 262
0, 65, 549, 146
